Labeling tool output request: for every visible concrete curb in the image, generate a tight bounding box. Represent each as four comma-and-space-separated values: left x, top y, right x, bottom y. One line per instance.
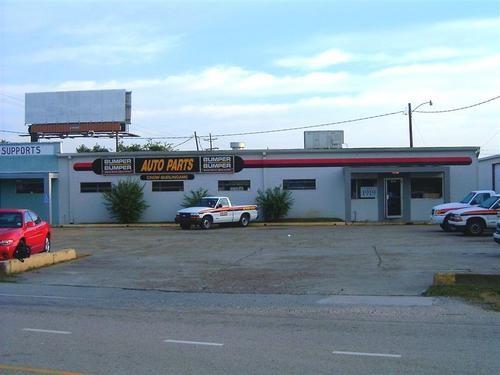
56, 221, 432, 228
0, 249, 77, 276
433, 272, 500, 286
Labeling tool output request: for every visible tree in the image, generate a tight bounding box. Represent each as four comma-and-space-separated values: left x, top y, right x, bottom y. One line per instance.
102, 178, 149, 223
76, 144, 110, 153
181, 188, 209, 208
117, 141, 173, 152
255, 186, 294, 221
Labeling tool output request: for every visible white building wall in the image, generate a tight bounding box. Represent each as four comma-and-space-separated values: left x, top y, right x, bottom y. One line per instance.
479, 155, 500, 191
57, 147, 481, 224
351, 199, 378, 221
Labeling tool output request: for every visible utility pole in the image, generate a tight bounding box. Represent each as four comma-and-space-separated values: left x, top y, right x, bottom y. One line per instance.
203, 133, 218, 151
194, 131, 199, 151
408, 103, 413, 148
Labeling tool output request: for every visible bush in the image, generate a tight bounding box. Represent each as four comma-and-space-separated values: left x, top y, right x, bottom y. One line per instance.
102, 179, 149, 223
181, 188, 209, 208
255, 186, 294, 221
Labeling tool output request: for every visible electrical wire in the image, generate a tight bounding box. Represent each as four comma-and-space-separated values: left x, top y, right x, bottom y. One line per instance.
0, 129, 25, 134
171, 136, 194, 149
414, 95, 500, 113
0, 92, 24, 103
206, 110, 405, 138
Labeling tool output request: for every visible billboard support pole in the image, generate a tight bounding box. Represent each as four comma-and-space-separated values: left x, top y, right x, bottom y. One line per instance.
115, 132, 119, 152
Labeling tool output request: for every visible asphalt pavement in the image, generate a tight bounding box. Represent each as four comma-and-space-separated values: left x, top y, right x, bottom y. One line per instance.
1, 224, 499, 374
1, 283, 499, 374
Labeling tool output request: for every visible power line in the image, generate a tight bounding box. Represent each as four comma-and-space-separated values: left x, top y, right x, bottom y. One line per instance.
414, 95, 500, 113
206, 110, 405, 138
172, 136, 194, 149
0, 92, 24, 103
0, 129, 25, 134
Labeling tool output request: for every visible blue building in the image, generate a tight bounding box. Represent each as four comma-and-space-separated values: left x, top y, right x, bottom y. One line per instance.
0, 142, 60, 224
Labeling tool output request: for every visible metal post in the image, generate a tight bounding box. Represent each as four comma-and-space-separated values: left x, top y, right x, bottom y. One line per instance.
209, 133, 213, 151
408, 103, 413, 148
194, 132, 199, 151
115, 131, 119, 152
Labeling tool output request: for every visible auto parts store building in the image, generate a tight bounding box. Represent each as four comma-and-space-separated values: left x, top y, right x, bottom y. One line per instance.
53, 146, 480, 224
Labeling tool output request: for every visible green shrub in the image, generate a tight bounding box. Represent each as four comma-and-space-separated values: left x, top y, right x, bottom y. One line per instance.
256, 186, 294, 221
102, 179, 149, 223
181, 188, 209, 208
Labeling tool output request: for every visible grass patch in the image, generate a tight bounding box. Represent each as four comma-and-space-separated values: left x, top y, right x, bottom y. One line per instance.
425, 285, 500, 311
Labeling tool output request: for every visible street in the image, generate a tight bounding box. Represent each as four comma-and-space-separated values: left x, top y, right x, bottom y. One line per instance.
1, 225, 499, 374
1, 283, 499, 374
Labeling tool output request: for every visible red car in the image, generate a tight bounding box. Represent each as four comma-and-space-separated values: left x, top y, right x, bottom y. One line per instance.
0, 209, 51, 261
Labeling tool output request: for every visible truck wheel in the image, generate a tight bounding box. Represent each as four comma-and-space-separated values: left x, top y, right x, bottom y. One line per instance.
200, 216, 213, 230
239, 213, 250, 227
465, 219, 485, 236
440, 215, 453, 232
180, 223, 191, 230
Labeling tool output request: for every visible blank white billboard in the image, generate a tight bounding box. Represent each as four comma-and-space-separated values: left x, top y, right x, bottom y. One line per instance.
25, 89, 131, 125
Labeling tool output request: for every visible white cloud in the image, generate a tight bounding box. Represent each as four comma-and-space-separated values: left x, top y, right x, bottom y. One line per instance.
275, 48, 353, 69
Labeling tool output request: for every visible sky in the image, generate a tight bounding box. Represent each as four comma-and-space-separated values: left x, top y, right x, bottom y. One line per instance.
0, 0, 499, 155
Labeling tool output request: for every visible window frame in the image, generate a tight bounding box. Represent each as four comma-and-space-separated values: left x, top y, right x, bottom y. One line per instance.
151, 181, 184, 192
351, 178, 378, 199
282, 179, 316, 190
218, 180, 251, 191
410, 177, 443, 199
80, 182, 112, 193
15, 179, 44, 194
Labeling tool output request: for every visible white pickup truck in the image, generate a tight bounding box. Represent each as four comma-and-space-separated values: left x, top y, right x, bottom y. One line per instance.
431, 190, 495, 231
175, 196, 258, 230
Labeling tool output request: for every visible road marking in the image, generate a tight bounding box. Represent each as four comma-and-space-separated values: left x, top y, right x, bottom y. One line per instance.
0, 293, 83, 300
23, 328, 72, 335
332, 350, 401, 358
0, 363, 86, 374
163, 339, 224, 346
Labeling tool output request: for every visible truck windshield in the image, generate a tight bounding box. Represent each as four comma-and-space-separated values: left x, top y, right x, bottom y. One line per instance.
198, 198, 219, 208
0, 212, 22, 228
479, 196, 498, 209
459, 192, 475, 204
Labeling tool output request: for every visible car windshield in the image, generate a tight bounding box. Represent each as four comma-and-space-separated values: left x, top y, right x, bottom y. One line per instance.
198, 198, 219, 208
479, 196, 498, 209
0, 212, 23, 228
459, 192, 475, 204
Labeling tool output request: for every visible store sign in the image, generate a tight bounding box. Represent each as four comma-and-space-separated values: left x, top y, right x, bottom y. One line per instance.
140, 174, 194, 181
0, 143, 56, 156
102, 158, 134, 175
201, 155, 234, 173
135, 157, 199, 174
91, 155, 238, 175
360, 186, 377, 199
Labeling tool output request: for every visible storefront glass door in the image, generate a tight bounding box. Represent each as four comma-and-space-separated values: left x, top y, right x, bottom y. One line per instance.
384, 178, 402, 218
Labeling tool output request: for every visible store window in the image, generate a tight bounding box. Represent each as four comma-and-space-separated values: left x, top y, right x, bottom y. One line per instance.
152, 181, 184, 192
16, 179, 44, 194
283, 179, 316, 190
80, 182, 112, 193
411, 177, 443, 198
351, 178, 377, 199
218, 180, 251, 191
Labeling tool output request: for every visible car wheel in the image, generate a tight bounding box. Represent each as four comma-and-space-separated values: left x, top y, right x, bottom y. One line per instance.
44, 236, 51, 252
465, 219, 485, 236
239, 214, 250, 227
199, 216, 213, 230
440, 215, 453, 232
180, 223, 191, 230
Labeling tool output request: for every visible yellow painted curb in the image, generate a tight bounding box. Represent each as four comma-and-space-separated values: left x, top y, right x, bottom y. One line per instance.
433, 272, 456, 286
0, 249, 77, 276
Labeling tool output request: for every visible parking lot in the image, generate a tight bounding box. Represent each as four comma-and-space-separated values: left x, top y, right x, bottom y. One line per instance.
12, 224, 498, 296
